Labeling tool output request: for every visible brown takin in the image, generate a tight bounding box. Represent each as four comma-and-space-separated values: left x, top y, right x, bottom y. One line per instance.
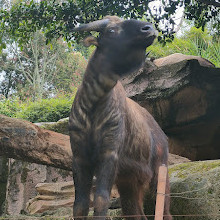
69, 16, 172, 220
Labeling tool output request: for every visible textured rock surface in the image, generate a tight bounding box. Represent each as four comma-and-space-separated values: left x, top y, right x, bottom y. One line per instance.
0, 117, 72, 215
18, 160, 220, 220
122, 58, 220, 160
26, 181, 120, 214
5, 159, 72, 215
153, 53, 215, 68
25, 154, 189, 215
26, 181, 74, 214
0, 156, 8, 215
142, 160, 220, 219
169, 160, 220, 220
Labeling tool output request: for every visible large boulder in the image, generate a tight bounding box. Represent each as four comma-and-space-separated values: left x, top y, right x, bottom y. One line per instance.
122, 55, 220, 160
169, 160, 220, 220
153, 53, 215, 68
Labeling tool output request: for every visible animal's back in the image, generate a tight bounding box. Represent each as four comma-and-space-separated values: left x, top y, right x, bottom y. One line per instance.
115, 92, 168, 181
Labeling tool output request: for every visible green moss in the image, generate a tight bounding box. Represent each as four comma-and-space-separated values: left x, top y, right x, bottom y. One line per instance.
169, 162, 193, 178
169, 160, 220, 219
169, 160, 220, 179
41, 119, 69, 135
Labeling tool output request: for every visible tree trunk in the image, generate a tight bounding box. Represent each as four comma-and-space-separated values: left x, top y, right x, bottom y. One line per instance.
0, 114, 72, 171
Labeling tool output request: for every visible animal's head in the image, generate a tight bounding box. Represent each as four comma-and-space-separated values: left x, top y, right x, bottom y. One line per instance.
74, 16, 157, 75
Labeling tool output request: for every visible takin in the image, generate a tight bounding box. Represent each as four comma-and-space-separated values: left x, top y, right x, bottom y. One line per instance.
69, 16, 172, 220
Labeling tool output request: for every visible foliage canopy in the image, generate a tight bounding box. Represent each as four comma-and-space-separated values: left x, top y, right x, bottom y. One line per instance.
0, 0, 219, 47
149, 26, 220, 67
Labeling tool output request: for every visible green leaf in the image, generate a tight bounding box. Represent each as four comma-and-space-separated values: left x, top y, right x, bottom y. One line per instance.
67, 41, 72, 48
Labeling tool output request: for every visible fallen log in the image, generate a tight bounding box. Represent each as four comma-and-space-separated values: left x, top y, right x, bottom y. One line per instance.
0, 114, 72, 171
0, 114, 190, 171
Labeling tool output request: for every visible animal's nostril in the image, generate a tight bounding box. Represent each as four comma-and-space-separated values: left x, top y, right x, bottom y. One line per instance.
141, 25, 152, 32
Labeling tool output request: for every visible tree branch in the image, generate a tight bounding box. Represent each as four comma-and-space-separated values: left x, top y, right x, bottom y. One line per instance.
197, 0, 220, 7
0, 114, 72, 171
14, 49, 34, 83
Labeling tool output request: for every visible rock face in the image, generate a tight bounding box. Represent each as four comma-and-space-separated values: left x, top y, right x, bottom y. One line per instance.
24, 160, 220, 220
169, 160, 220, 220
25, 153, 189, 215
1, 116, 73, 216
153, 53, 215, 68
122, 55, 220, 160
142, 160, 220, 219
5, 159, 72, 215
26, 181, 74, 214
26, 181, 120, 214
0, 156, 8, 215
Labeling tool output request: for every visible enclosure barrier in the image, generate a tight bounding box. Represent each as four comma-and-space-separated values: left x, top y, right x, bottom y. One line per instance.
154, 165, 167, 220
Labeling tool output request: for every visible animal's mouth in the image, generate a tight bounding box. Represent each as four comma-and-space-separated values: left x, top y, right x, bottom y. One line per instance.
145, 30, 158, 39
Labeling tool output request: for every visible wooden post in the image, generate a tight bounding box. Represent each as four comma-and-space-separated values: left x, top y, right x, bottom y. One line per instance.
154, 165, 167, 220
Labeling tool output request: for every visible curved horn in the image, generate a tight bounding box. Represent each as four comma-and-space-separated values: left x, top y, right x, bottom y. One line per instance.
73, 19, 110, 32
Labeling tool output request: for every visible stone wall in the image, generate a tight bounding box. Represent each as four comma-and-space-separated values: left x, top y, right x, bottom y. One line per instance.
5, 159, 72, 215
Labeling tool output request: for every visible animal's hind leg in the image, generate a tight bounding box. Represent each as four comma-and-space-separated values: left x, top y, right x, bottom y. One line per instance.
116, 177, 147, 220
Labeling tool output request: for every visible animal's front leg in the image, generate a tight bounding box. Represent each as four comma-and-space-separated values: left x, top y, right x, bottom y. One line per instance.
93, 150, 118, 220
72, 157, 93, 220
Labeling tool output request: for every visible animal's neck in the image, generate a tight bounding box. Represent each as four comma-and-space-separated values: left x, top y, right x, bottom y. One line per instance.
69, 51, 126, 134
81, 51, 119, 108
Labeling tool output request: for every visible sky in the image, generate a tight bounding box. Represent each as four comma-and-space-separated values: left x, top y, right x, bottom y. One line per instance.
0, 72, 5, 82
149, 0, 185, 35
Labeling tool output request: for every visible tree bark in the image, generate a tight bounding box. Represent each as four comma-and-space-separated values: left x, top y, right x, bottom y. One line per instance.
0, 114, 72, 171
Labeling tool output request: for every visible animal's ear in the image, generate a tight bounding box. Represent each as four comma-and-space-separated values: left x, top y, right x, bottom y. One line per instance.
83, 36, 99, 47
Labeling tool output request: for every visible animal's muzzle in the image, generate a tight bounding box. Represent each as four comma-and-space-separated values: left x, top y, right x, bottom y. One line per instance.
141, 24, 158, 37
